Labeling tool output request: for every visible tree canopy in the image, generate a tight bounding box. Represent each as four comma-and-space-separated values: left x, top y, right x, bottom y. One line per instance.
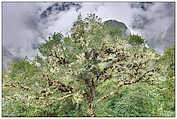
2, 14, 175, 117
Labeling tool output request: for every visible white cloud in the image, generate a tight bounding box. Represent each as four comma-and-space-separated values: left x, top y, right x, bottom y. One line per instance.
2, 2, 175, 58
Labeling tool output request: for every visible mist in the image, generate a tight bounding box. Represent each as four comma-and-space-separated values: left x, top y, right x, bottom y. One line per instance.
2, 2, 175, 59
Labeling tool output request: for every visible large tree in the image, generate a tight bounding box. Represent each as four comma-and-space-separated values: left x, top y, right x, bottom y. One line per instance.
3, 14, 163, 117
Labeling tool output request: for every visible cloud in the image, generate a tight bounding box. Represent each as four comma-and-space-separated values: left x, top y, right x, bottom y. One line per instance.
2, 2, 42, 58
130, 2, 175, 54
2, 2, 175, 59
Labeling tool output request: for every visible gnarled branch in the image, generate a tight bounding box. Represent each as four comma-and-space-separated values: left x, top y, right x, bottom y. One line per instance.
95, 69, 156, 104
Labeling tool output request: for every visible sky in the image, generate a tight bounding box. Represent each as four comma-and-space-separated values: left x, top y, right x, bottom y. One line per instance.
2, 2, 175, 59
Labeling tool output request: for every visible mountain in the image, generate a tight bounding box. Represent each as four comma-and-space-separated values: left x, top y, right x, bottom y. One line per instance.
104, 20, 130, 36
130, 2, 154, 11
40, 2, 81, 19
2, 47, 21, 72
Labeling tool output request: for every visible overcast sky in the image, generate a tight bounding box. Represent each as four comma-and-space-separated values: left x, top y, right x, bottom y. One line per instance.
2, 2, 175, 58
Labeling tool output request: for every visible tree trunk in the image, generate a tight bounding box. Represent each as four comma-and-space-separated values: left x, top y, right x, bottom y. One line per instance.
89, 106, 96, 117
88, 101, 96, 117
88, 78, 96, 117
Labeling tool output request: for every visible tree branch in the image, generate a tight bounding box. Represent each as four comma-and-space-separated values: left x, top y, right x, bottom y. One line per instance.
46, 93, 73, 107
48, 78, 74, 93
95, 69, 155, 104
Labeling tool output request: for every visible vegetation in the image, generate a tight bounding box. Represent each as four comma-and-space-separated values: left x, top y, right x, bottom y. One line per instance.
2, 14, 175, 117
104, 20, 129, 37
128, 34, 145, 46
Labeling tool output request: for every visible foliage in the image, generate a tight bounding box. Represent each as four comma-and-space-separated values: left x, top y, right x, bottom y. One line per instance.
154, 46, 175, 116
158, 46, 175, 78
104, 20, 127, 37
2, 14, 175, 117
8, 57, 40, 79
39, 33, 63, 56
128, 34, 145, 46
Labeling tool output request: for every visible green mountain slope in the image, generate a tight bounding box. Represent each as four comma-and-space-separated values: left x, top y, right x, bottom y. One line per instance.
104, 20, 130, 36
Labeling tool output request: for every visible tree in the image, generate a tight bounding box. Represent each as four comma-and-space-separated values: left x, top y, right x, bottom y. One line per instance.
128, 34, 145, 46
2, 14, 164, 117
154, 46, 175, 116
